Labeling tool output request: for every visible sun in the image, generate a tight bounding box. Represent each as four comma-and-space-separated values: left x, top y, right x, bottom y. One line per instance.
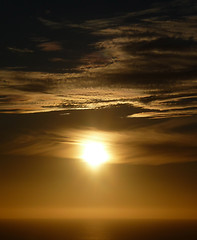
82, 141, 109, 168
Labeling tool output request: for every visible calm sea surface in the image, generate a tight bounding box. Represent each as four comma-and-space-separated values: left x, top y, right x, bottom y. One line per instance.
0, 219, 196, 240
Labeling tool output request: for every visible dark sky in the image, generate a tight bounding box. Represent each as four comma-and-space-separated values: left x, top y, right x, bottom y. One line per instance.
0, 0, 197, 219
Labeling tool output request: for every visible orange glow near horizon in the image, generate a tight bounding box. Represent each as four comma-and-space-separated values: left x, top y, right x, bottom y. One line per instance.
1, 207, 197, 220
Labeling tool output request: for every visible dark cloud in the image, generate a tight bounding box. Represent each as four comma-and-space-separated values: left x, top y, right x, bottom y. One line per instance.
125, 37, 197, 52
37, 41, 63, 51
49, 57, 66, 62
11, 83, 51, 93
0, 94, 28, 103
7, 47, 34, 53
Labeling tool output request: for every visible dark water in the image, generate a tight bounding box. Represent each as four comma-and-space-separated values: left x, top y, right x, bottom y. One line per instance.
0, 219, 197, 240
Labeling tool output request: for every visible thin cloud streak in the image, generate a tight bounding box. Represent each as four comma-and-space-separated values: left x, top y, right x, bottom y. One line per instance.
0, 69, 196, 118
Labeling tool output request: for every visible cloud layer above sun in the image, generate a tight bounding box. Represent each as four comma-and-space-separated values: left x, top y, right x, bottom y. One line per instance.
0, 0, 196, 119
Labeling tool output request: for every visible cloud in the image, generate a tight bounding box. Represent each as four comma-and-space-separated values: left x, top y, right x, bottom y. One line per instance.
129, 109, 197, 119
38, 17, 63, 29
37, 41, 63, 51
0, 0, 196, 119
49, 58, 66, 62
0, 67, 196, 117
8, 47, 34, 53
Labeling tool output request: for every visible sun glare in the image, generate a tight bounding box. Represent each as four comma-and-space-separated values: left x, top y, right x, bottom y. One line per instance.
82, 141, 109, 168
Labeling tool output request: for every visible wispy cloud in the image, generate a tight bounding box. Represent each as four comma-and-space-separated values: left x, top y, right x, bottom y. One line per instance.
8, 47, 34, 53
37, 41, 63, 51
37, 17, 63, 29
0, 69, 148, 113
0, 0, 196, 119
49, 57, 66, 62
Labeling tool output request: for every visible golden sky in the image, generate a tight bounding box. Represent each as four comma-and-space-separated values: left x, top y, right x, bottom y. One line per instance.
0, 0, 197, 219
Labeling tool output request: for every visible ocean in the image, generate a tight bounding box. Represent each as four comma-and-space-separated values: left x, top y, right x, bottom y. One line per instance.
0, 219, 197, 240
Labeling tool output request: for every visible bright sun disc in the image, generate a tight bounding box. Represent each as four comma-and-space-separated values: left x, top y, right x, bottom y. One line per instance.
82, 141, 109, 168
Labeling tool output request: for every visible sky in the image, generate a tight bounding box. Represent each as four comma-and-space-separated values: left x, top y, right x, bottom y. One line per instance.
0, 0, 197, 219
